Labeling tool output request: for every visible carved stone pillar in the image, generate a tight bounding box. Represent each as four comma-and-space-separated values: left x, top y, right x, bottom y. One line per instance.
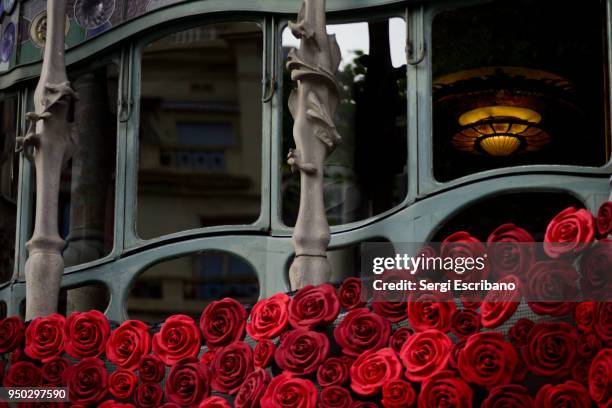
17, 0, 76, 319
287, 0, 341, 289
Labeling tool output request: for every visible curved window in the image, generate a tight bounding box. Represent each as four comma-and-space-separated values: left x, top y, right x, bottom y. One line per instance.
281, 17, 408, 227
432, 0, 609, 181
128, 251, 259, 322
0, 96, 17, 283
136, 22, 263, 239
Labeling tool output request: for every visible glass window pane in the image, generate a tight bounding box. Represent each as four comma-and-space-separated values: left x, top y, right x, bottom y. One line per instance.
0, 96, 18, 283
281, 17, 408, 227
432, 0, 609, 181
137, 22, 263, 239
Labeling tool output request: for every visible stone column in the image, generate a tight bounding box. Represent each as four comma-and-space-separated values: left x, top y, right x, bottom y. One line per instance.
287, 0, 342, 289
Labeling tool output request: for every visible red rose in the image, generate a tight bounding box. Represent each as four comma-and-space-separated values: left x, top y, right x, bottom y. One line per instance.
526, 261, 578, 316
487, 223, 535, 279
138, 354, 165, 382
41, 357, 70, 385
544, 207, 595, 258
108, 368, 137, 400
160, 404, 181, 408
418, 370, 472, 408
135, 382, 163, 408
253, 339, 275, 369
580, 240, 612, 300
338, 277, 366, 310
450, 309, 481, 337
63, 357, 108, 405
317, 356, 352, 387
99, 401, 136, 408
3, 361, 42, 387
333, 308, 390, 357
400, 329, 451, 382
0, 316, 24, 353
507, 318, 534, 346
536, 380, 590, 408
594, 302, 612, 345
288, 284, 340, 329
199, 298, 246, 349
382, 379, 416, 408
575, 302, 595, 332
407, 290, 456, 332
234, 369, 271, 408
64, 310, 110, 359
320, 386, 353, 408
211, 341, 253, 394
597, 201, 612, 238
275, 328, 329, 375
388, 327, 413, 353
261, 373, 317, 408
482, 385, 534, 408
199, 397, 231, 408
449, 338, 466, 369
578, 332, 602, 359
372, 301, 408, 323
350, 348, 402, 397
589, 348, 612, 406
106, 320, 151, 370
523, 322, 577, 377
441, 231, 490, 282
153, 314, 201, 366
480, 274, 521, 328
351, 403, 378, 408
458, 332, 517, 388
246, 293, 290, 340
24, 313, 65, 362
200, 350, 215, 365
165, 357, 211, 407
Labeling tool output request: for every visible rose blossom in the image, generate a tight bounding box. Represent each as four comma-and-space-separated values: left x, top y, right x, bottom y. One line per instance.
577, 332, 602, 360
106, 320, 151, 370
487, 223, 535, 279
108, 369, 137, 400
418, 370, 472, 408
594, 302, 612, 345
63, 357, 108, 405
261, 373, 317, 408
153, 314, 201, 366
482, 385, 534, 408
407, 290, 456, 332
458, 332, 517, 388
372, 301, 408, 323
480, 274, 521, 328
0, 316, 24, 353
449, 338, 466, 369
589, 348, 612, 405
64, 310, 110, 359
99, 401, 136, 408
507, 318, 534, 346
389, 327, 413, 353
441, 231, 490, 282
319, 386, 352, 408
138, 354, 165, 382
580, 240, 612, 300
200, 350, 215, 365
253, 339, 275, 369
523, 322, 577, 377
211, 341, 254, 394
575, 302, 595, 332
288, 284, 340, 329
165, 357, 211, 407
544, 206, 595, 258
199, 297, 246, 349
3, 361, 42, 387
275, 328, 329, 375
234, 369, 271, 408
350, 348, 402, 397
199, 397, 231, 408
246, 293, 290, 340
24, 313, 65, 362
400, 329, 452, 382
41, 357, 70, 385
596, 201, 612, 238
317, 356, 352, 387
526, 261, 578, 316
351, 403, 378, 408
536, 380, 591, 408
338, 277, 366, 310
450, 308, 481, 337
134, 382, 163, 408
333, 307, 390, 357
382, 379, 416, 408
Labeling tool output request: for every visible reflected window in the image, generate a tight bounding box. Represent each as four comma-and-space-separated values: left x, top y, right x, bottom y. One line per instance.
0, 96, 17, 283
137, 22, 263, 239
128, 251, 259, 323
281, 17, 408, 227
432, 0, 609, 181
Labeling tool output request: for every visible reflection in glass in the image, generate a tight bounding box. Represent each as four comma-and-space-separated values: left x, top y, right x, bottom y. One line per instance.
128, 251, 259, 322
137, 22, 263, 239
0, 97, 17, 283
281, 18, 408, 227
